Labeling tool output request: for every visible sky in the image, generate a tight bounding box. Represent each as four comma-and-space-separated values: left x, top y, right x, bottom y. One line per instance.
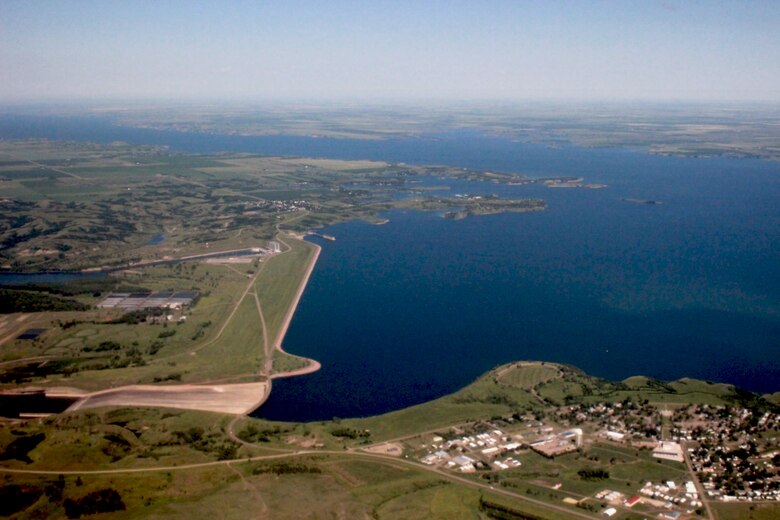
1, 0, 779, 102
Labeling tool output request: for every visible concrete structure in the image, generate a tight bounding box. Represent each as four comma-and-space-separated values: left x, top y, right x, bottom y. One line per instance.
98, 291, 198, 310
563, 428, 583, 447
653, 441, 684, 463
530, 438, 578, 458
65, 382, 268, 415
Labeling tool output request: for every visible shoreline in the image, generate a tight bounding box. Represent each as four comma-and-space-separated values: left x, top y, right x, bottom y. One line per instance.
245, 237, 322, 414
270, 238, 323, 380
22, 236, 324, 417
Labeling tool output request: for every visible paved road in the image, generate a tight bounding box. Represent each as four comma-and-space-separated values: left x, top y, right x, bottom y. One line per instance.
683, 439, 715, 520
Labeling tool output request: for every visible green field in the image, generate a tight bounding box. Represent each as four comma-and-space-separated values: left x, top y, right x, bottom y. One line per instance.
497, 362, 561, 389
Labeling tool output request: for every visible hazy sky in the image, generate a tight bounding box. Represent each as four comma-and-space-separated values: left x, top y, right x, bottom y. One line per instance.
2, 0, 779, 102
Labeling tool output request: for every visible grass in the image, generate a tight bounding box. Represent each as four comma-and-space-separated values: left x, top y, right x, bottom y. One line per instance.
0, 409, 239, 471
0, 235, 318, 391
2, 408, 580, 519
497, 362, 561, 389
253, 238, 317, 350
711, 502, 780, 520
344, 379, 533, 441
376, 483, 479, 520
272, 351, 310, 373
0, 264, 253, 390
180, 293, 265, 381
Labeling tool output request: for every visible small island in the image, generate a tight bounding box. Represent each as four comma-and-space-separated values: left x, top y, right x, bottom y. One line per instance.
624, 197, 664, 205
403, 194, 546, 220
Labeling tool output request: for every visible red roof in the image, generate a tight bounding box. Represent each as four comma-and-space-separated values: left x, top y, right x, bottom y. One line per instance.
625, 496, 641, 507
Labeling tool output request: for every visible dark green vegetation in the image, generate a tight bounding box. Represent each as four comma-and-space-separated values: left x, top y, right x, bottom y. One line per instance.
63, 488, 126, 518
0, 140, 545, 272
0, 432, 45, 463
0, 289, 88, 314
576, 468, 610, 481
479, 497, 546, 520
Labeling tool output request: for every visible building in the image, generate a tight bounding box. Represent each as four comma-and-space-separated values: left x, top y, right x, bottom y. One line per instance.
97, 291, 198, 310
624, 496, 641, 508
653, 441, 684, 463
530, 438, 578, 458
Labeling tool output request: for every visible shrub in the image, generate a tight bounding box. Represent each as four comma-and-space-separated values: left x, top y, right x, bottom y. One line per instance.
577, 468, 610, 481
63, 488, 125, 518
0, 484, 42, 516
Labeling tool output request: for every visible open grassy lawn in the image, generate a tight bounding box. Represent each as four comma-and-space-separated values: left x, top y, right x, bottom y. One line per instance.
343, 372, 540, 442
533, 368, 743, 408
711, 502, 780, 520
254, 238, 317, 350
496, 362, 562, 389
1, 408, 579, 519
174, 292, 265, 382
271, 350, 310, 373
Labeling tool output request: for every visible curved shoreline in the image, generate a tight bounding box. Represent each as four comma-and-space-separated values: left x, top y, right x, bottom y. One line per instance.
238, 237, 322, 414
272, 239, 321, 353
34, 236, 324, 416
269, 239, 323, 380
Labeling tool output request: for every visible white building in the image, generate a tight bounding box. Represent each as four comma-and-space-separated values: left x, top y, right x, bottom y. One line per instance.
653, 441, 684, 463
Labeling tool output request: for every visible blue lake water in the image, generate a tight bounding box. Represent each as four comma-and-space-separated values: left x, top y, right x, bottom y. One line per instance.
0, 272, 107, 285
2, 114, 779, 420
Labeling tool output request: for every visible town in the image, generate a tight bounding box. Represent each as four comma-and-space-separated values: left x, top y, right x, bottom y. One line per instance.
403, 399, 779, 518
